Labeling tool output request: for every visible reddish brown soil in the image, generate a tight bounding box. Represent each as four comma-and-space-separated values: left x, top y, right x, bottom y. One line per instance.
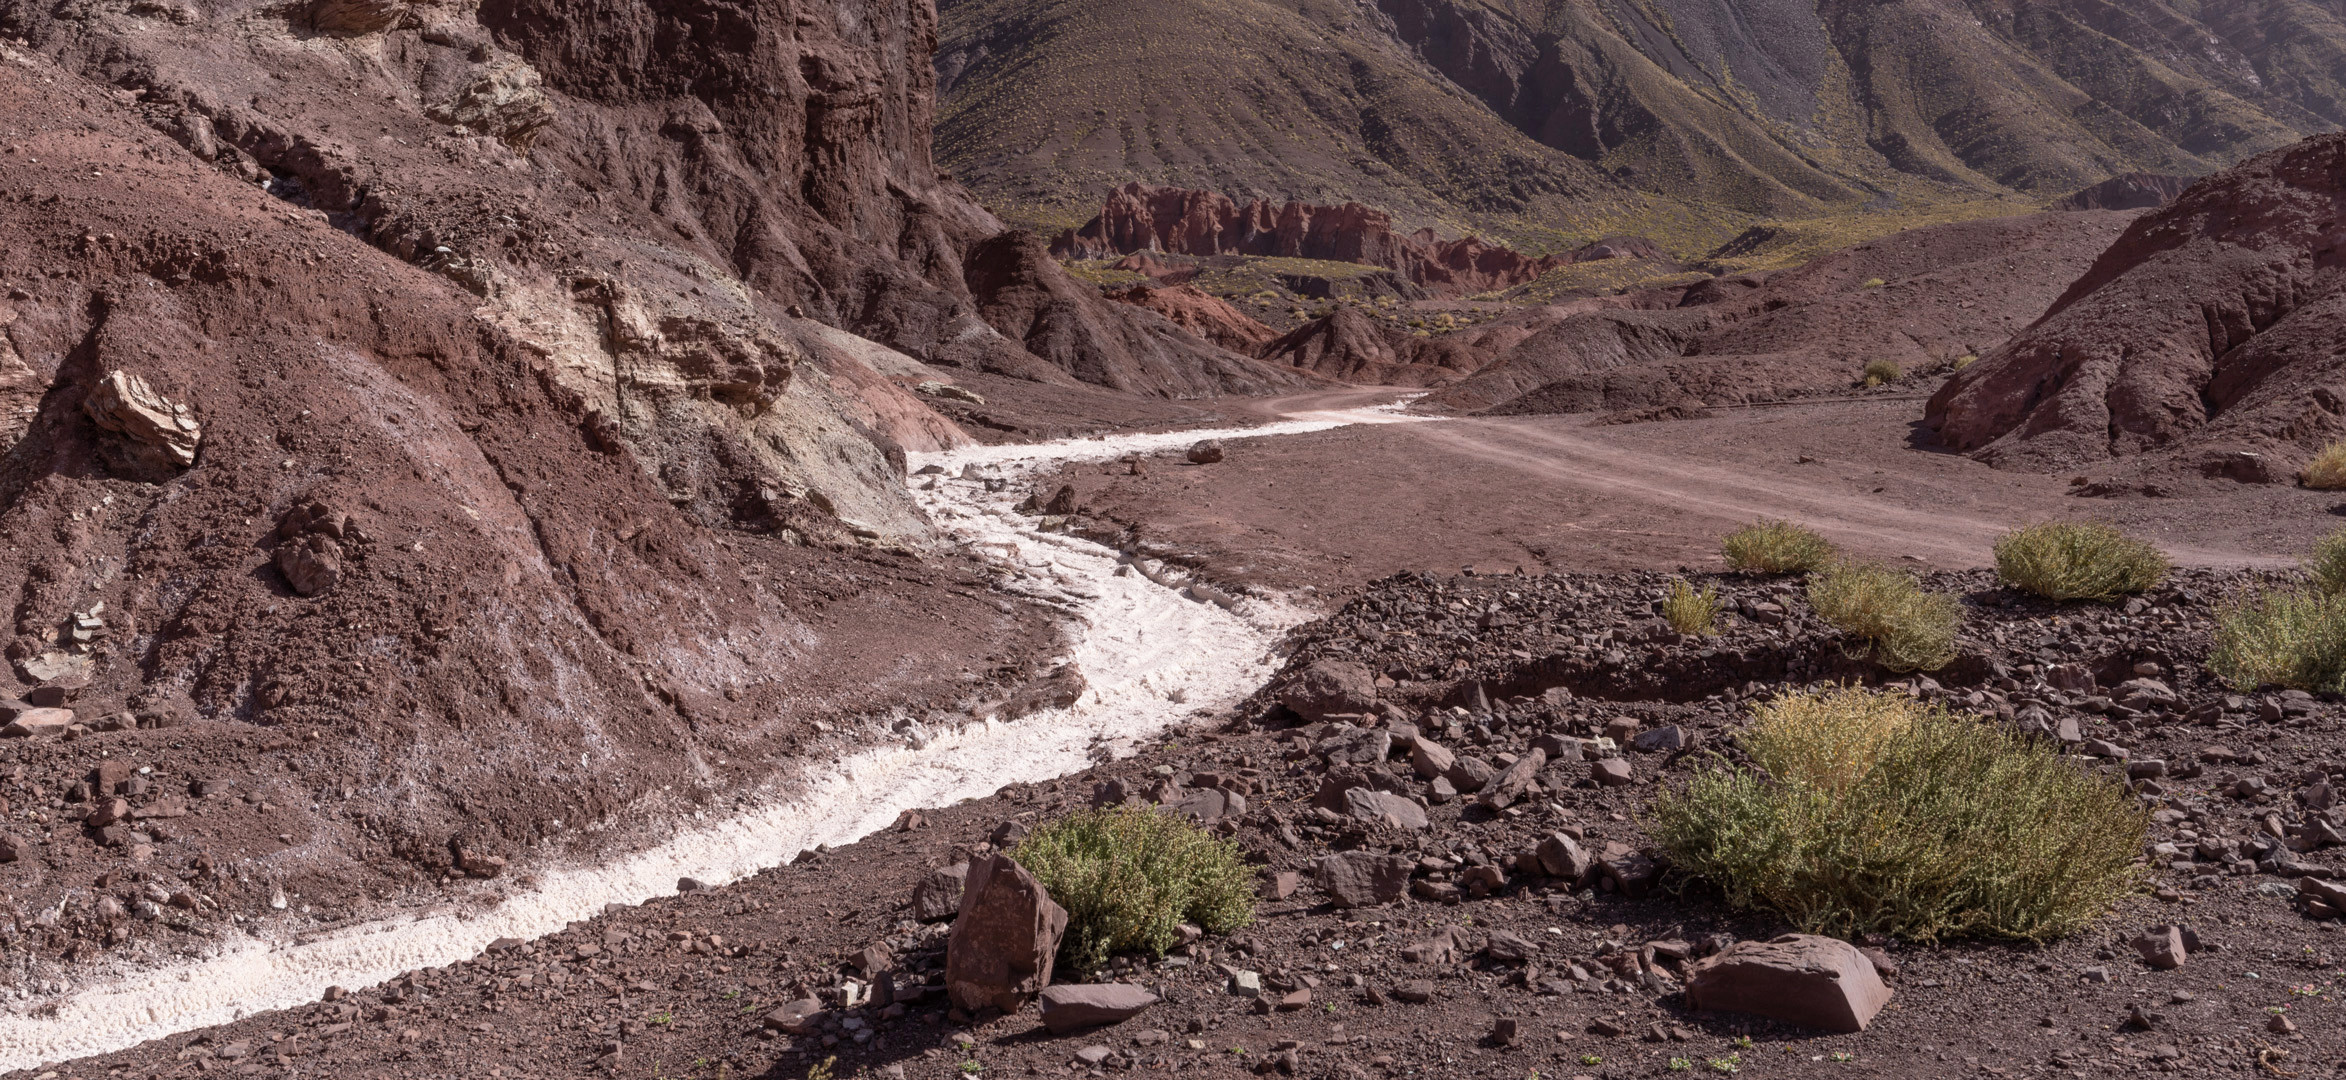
1046, 396, 2325, 598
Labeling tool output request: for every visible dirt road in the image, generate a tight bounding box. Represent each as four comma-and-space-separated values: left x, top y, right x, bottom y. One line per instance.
1056, 396, 2315, 594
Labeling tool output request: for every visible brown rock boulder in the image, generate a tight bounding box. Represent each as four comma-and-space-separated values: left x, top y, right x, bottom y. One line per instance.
1317, 851, 1415, 907
1685, 935, 1893, 1032
946, 854, 1068, 1013
1277, 660, 1374, 721
1038, 983, 1160, 1034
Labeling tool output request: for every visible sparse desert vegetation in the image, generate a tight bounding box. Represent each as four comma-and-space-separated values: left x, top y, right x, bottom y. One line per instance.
1662, 578, 1721, 635
1721, 520, 1836, 574
2303, 440, 2346, 490
1860, 359, 1901, 387
1993, 522, 2168, 602
1652, 687, 2146, 942
1014, 805, 1256, 975
2210, 587, 2346, 693
1805, 562, 1962, 672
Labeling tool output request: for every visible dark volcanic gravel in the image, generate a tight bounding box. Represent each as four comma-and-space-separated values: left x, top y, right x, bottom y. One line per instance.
27, 565, 2346, 1079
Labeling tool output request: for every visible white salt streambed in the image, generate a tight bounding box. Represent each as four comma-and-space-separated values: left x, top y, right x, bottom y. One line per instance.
0, 401, 1434, 1073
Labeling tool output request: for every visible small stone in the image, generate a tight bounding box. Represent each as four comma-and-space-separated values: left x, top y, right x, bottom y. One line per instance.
1229, 970, 1263, 997
1276, 989, 1311, 1011
1590, 758, 1634, 787
1391, 980, 1434, 1004
1073, 1045, 1112, 1066
1186, 440, 1225, 465
1489, 1017, 1519, 1047
2269, 1013, 2296, 1034
1038, 984, 1160, 1034
2133, 926, 2187, 970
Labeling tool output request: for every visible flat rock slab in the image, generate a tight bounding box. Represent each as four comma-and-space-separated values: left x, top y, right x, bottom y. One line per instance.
1686, 934, 1892, 1032
1318, 851, 1414, 906
1038, 983, 1160, 1034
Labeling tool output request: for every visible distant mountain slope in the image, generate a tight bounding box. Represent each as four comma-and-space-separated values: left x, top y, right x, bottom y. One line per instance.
937, 0, 2346, 248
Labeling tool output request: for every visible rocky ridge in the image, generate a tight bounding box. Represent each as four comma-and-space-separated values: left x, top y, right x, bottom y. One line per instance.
1052, 184, 1663, 297
1930, 132, 2346, 483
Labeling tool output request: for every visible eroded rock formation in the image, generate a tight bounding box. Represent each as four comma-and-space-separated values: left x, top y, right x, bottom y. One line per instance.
1929, 134, 2346, 478
1052, 183, 1659, 296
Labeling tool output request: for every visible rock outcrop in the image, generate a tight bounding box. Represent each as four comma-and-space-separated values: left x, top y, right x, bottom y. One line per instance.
945, 855, 1068, 1013
1929, 134, 2346, 477
961, 232, 1317, 397
1106, 286, 1278, 354
1051, 184, 1656, 296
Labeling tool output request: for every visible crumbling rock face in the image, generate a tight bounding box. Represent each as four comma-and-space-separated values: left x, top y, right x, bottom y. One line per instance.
1051, 183, 1655, 296
82, 370, 201, 478
1929, 134, 2346, 476
1105, 285, 1277, 354
962, 232, 1318, 397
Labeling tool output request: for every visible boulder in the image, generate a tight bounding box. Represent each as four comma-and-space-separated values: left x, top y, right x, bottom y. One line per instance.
762, 998, 826, 1035
2133, 925, 2187, 969
1409, 736, 1455, 779
1342, 787, 1428, 830
1315, 727, 1391, 766
0, 707, 74, 737
1591, 758, 1635, 786
1278, 660, 1374, 721
277, 535, 345, 597
913, 862, 970, 922
946, 855, 1068, 1012
1685, 935, 1893, 1032
1443, 755, 1497, 791
1162, 786, 1246, 824
83, 370, 200, 476
1038, 983, 1160, 1034
1536, 832, 1596, 882
1186, 439, 1225, 464
1318, 851, 1415, 907
1477, 747, 1547, 809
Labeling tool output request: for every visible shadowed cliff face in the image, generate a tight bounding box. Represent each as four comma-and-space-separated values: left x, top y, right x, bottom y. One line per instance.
939, 0, 2346, 234
1929, 133, 2346, 480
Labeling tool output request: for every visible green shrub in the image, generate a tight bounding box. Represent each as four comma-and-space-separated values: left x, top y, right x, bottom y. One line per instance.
1805, 562, 1962, 672
2311, 530, 2346, 596
1014, 805, 1255, 975
1860, 359, 1901, 387
1662, 578, 1720, 636
1651, 688, 2147, 942
1860, 277, 1886, 289
1951, 354, 1978, 372
1721, 520, 1835, 574
2209, 588, 2346, 693
2303, 441, 2346, 490
1993, 522, 2169, 602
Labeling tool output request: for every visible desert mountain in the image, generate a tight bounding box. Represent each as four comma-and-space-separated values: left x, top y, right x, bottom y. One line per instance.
938, 0, 2346, 241
1928, 131, 2346, 481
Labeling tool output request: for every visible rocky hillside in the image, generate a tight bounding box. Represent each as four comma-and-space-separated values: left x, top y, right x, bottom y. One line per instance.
0, 0, 1209, 972
938, 0, 2346, 244
1928, 132, 2346, 481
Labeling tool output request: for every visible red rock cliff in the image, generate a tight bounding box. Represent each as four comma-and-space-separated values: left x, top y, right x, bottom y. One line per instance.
1051, 183, 1657, 295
